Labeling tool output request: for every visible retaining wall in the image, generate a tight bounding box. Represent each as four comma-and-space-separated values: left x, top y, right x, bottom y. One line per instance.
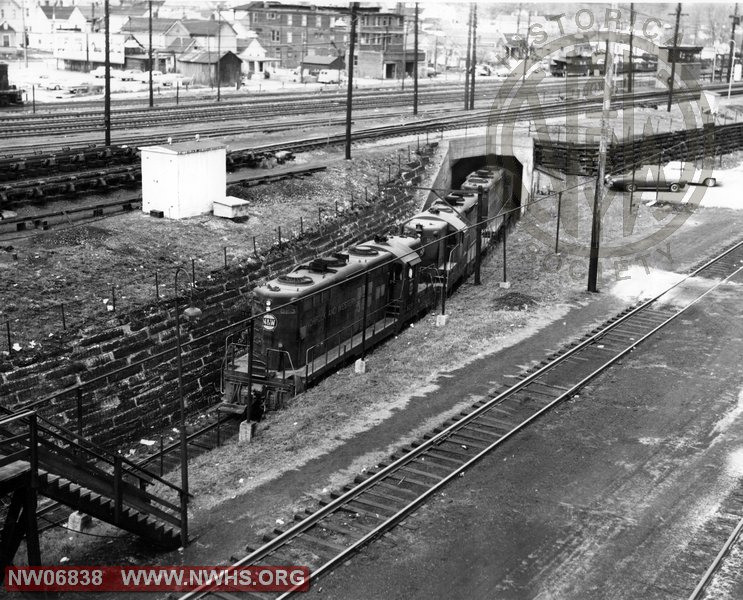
0, 148, 438, 449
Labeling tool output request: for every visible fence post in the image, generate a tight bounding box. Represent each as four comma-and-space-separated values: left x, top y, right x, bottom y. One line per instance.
555, 192, 563, 254
76, 388, 83, 442
502, 225, 507, 283
111, 287, 116, 312
278, 226, 282, 247
61, 303, 66, 330
300, 217, 304, 235
155, 271, 160, 301
253, 237, 258, 257
441, 261, 448, 316
223, 247, 228, 269
29, 412, 38, 488
474, 186, 483, 285
113, 457, 122, 525
191, 259, 196, 285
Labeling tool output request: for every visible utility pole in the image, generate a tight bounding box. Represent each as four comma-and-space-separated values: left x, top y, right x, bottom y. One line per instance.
522, 9, 532, 81
345, 2, 358, 160
469, 3, 477, 110
148, 0, 153, 108
217, 5, 222, 102
729, 4, 739, 83
587, 2, 617, 292
628, 2, 634, 93
104, 0, 111, 146
413, 2, 419, 115
666, 3, 683, 112
402, 16, 407, 91
300, 19, 308, 83
464, 4, 472, 109
21, 0, 27, 68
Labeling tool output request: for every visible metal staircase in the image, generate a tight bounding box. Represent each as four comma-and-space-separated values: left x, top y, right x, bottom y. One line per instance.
0, 410, 185, 575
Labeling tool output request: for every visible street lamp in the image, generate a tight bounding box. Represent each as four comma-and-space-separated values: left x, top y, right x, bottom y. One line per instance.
173, 267, 202, 547
729, 39, 737, 99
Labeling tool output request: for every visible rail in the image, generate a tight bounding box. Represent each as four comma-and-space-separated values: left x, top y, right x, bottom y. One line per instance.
180, 238, 743, 600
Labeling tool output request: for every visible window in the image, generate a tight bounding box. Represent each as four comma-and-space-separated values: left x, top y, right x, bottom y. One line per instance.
301, 14, 307, 26
315, 15, 322, 27
287, 14, 292, 26
271, 29, 280, 42
268, 12, 277, 20
353, 54, 358, 66
286, 31, 292, 43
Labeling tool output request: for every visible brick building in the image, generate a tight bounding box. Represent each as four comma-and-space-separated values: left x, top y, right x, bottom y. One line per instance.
232, 1, 424, 79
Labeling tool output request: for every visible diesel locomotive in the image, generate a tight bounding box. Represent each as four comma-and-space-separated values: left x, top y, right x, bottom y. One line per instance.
221, 166, 515, 412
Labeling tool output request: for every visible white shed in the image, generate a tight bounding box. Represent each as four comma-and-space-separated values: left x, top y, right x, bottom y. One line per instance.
139, 140, 226, 219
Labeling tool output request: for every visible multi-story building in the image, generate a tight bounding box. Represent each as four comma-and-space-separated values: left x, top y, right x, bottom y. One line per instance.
232, 1, 424, 79
0, 0, 25, 43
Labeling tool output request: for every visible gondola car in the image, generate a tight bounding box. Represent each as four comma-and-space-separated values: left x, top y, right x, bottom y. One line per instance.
220, 165, 515, 408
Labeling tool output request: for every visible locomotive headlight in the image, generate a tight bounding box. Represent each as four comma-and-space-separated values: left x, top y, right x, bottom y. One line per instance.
265, 299, 272, 310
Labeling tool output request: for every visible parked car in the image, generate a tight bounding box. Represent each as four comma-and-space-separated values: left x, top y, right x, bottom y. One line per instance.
605, 167, 686, 192
119, 70, 142, 81
136, 70, 163, 83
493, 65, 511, 77
90, 66, 107, 78
40, 80, 64, 90
663, 160, 717, 187
606, 162, 716, 192
160, 73, 193, 87
475, 64, 492, 76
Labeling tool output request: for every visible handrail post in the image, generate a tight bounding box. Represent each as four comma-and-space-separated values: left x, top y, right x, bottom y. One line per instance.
246, 318, 254, 425
475, 185, 483, 285
76, 388, 84, 443
113, 456, 122, 525
361, 272, 369, 359
29, 412, 39, 489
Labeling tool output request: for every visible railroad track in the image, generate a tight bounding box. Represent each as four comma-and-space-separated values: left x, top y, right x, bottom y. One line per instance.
1, 165, 327, 236
180, 239, 743, 599
3, 79, 731, 211
687, 502, 743, 600
0, 75, 655, 155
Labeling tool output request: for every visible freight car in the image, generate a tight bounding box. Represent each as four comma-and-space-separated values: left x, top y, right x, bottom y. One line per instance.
0, 63, 23, 107
221, 166, 515, 412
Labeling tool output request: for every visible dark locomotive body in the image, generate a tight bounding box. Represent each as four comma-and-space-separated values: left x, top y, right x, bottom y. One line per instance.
221, 166, 515, 409
0, 63, 23, 107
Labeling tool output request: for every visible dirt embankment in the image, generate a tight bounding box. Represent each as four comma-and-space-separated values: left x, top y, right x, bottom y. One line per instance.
0, 143, 441, 353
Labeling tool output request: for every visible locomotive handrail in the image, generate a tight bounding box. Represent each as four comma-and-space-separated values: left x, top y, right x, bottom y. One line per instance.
265, 348, 296, 382
304, 304, 391, 378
